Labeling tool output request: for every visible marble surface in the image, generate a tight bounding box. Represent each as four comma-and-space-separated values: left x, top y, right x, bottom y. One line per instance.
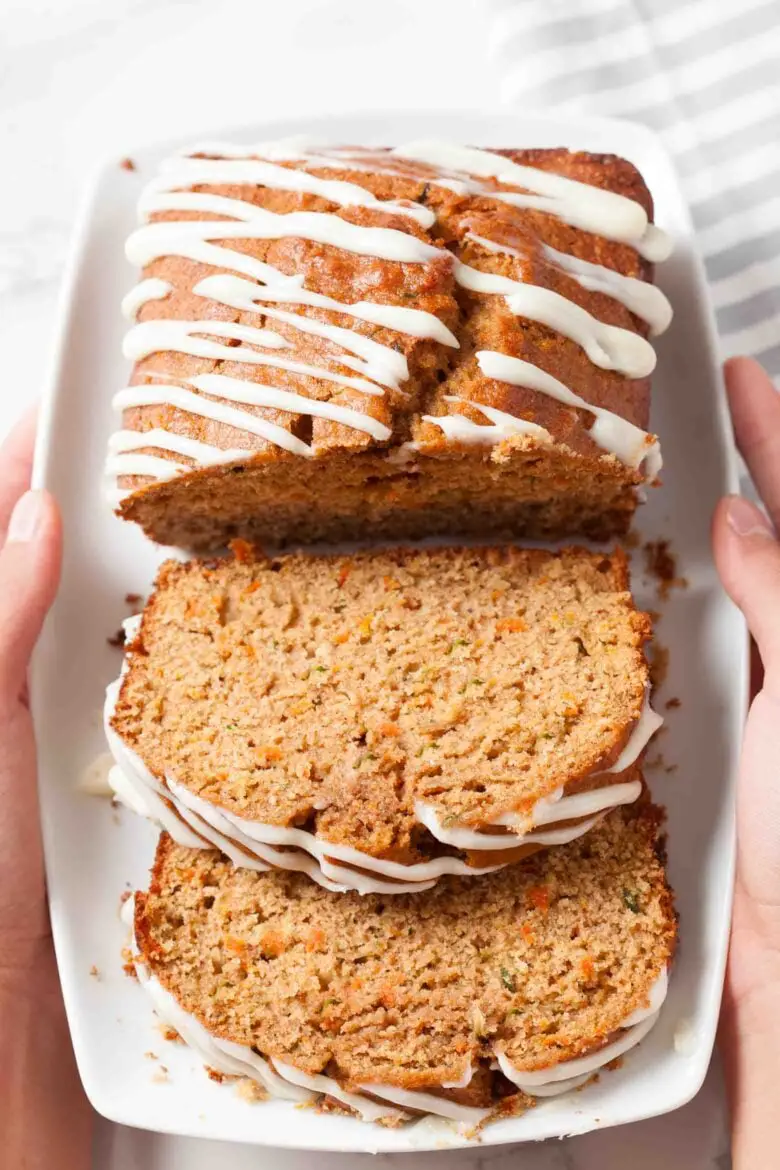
0, 0, 731, 1165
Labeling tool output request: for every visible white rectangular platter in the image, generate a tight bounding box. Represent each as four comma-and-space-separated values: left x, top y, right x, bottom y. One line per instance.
31, 109, 746, 1153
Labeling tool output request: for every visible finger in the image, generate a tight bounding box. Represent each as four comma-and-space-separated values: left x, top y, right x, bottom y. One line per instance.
0, 408, 37, 545
713, 494, 780, 677
0, 491, 62, 705
724, 356, 780, 531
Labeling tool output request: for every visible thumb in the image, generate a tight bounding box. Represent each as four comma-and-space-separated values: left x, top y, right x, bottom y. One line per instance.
713, 494, 780, 678
0, 491, 62, 705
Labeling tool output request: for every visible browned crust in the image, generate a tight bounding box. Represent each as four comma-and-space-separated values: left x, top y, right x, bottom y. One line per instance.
113, 147, 659, 548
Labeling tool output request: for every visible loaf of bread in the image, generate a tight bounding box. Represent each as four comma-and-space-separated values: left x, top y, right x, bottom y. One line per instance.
107, 140, 672, 549
131, 803, 675, 1128
106, 543, 662, 892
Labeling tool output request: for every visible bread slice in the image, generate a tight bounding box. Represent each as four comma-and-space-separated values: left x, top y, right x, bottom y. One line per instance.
107, 141, 672, 550
131, 803, 676, 1128
106, 544, 661, 892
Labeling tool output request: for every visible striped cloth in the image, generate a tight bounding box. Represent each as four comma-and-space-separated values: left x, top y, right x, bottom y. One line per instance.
488, 0, 780, 377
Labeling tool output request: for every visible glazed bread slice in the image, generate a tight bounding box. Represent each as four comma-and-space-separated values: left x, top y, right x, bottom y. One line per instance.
131, 803, 676, 1128
107, 141, 672, 549
106, 544, 661, 892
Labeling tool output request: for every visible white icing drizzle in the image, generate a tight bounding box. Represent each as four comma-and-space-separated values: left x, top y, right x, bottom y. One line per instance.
126, 210, 446, 268
606, 691, 664, 773
112, 383, 312, 458
390, 142, 672, 262
192, 277, 414, 388
477, 351, 662, 480
195, 272, 458, 346
108, 427, 252, 470
271, 1060, 406, 1124
356, 1082, 489, 1127
414, 805, 605, 853
465, 231, 524, 258
165, 774, 502, 892
123, 318, 392, 397
112, 139, 671, 498
190, 371, 391, 438
500, 781, 642, 832
455, 260, 656, 379
541, 244, 672, 337
420, 395, 552, 448
147, 154, 436, 228
465, 232, 672, 336
121, 278, 172, 321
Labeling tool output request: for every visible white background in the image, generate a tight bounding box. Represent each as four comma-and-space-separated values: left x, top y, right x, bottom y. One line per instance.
1, 0, 731, 1166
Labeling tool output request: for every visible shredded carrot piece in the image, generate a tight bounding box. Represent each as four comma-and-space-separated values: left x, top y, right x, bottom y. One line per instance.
496, 617, 527, 633
379, 722, 400, 737
580, 957, 595, 980
337, 564, 351, 588
257, 745, 283, 763
306, 928, 325, 953
229, 538, 253, 563
521, 923, 535, 943
383, 576, 401, 591
244, 581, 260, 594
529, 886, 550, 912
259, 930, 286, 958
225, 936, 247, 955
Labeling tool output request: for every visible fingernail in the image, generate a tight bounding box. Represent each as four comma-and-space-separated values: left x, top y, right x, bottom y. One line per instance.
725, 495, 775, 539
6, 490, 45, 544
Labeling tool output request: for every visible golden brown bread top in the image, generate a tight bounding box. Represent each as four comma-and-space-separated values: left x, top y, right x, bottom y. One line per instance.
115, 144, 663, 494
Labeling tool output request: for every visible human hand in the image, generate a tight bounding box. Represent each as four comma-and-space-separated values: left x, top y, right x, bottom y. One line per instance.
713, 357, 780, 1170
0, 412, 92, 1168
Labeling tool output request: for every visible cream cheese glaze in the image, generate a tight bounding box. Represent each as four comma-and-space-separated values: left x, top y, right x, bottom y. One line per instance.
105, 624, 662, 894
126, 883, 669, 1126
108, 137, 671, 500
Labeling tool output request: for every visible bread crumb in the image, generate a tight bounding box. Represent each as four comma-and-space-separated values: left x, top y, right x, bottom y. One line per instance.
158, 1023, 183, 1043
125, 592, 142, 607
107, 627, 126, 648
643, 540, 687, 600
235, 1078, 268, 1102
122, 945, 138, 980
144, 1051, 158, 1060
151, 1066, 169, 1084
89, 965, 100, 979
665, 697, 681, 710
119, 890, 132, 906
120, 157, 136, 171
